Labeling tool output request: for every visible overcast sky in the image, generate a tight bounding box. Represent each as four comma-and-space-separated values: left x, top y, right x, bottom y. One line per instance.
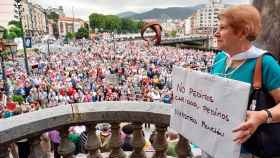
30, 0, 251, 20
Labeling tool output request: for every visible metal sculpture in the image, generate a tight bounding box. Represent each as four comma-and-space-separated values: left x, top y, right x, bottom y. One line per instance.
140, 21, 162, 45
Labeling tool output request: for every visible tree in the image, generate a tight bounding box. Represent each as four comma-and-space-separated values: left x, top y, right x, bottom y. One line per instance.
47, 12, 59, 22
66, 32, 75, 40
170, 31, 177, 37
89, 13, 105, 32
89, 13, 145, 33
8, 25, 22, 37
6, 32, 17, 40
75, 27, 89, 39
8, 20, 21, 28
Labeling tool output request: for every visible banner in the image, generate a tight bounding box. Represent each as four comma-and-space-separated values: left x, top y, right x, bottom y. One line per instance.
25, 37, 32, 48
170, 67, 250, 158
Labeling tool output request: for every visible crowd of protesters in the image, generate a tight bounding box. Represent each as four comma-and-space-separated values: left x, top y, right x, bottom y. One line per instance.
0, 39, 215, 117
0, 38, 214, 157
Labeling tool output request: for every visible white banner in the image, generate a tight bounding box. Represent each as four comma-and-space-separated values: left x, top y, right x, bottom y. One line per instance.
170, 67, 250, 158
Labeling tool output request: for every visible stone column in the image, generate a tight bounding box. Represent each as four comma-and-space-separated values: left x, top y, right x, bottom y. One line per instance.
152, 125, 168, 158
29, 135, 49, 158
109, 123, 126, 158
86, 123, 102, 158
0, 143, 9, 158
175, 134, 192, 158
58, 128, 75, 158
130, 123, 146, 158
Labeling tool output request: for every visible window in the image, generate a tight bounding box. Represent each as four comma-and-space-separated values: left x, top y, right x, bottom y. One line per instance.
60, 22, 64, 33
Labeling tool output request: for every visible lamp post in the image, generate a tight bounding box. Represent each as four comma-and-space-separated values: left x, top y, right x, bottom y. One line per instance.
14, 0, 30, 76
47, 39, 50, 58
6, 42, 17, 62
0, 26, 9, 96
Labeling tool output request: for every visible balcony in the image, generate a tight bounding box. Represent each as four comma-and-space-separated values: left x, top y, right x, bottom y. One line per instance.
0, 101, 193, 158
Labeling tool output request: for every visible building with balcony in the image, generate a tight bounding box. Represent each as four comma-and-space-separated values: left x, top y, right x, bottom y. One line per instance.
188, 0, 225, 48
21, 1, 48, 37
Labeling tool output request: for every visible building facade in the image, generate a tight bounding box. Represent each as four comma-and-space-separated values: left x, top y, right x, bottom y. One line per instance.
21, 1, 48, 37
192, 0, 225, 35
187, 0, 225, 48
58, 16, 85, 37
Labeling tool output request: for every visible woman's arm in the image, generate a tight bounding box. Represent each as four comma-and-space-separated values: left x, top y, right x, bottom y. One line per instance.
268, 88, 280, 123
232, 88, 280, 144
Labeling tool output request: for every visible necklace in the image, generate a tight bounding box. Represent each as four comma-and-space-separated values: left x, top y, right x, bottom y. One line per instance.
221, 60, 246, 78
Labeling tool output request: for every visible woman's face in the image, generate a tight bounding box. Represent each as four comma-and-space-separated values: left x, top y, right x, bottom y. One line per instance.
215, 18, 241, 52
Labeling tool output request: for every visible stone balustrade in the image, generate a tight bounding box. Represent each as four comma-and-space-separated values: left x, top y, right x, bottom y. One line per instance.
0, 101, 192, 158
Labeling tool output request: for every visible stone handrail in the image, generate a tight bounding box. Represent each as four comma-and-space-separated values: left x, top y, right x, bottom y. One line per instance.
0, 101, 191, 158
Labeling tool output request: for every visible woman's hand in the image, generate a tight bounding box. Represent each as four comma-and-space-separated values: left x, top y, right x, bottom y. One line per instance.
232, 110, 267, 144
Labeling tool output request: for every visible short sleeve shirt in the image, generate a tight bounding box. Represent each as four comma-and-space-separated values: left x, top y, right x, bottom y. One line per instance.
211, 51, 280, 92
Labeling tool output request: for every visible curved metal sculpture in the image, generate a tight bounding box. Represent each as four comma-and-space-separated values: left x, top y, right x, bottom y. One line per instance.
140, 21, 162, 45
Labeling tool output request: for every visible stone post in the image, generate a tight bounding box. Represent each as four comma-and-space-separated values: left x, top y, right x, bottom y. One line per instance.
130, 123, 146, 158
109, 123, 126, 158
86, 123, 103, 158
152, 125, 168, 158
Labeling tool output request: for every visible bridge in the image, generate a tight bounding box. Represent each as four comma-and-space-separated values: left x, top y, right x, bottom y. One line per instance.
112, 33, 210, 48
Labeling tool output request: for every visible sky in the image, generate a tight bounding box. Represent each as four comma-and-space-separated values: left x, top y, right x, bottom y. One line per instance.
0, 0, 251, 26
29, 0, 251, 20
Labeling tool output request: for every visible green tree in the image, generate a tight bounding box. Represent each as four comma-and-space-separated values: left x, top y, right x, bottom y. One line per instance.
170, 31, 177, 37
7, 32, 17, 40
89, 13, 144, 33
66, 32, 75, 40
137, 21, 145, 30
89, 13, 105, 32
8, 20, 21, 28
121, 18, 136, 33
76, 27, 89, 39
9, 25, 22, 37
104, 15, 122, 32
47, 12, 59, 22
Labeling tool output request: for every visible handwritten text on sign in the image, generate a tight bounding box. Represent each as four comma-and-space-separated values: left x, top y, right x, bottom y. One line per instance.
170, 67, 250, 158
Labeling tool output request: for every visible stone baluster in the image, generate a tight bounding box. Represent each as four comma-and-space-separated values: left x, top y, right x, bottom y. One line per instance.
175, 134, 192, 158
58, 127, 75, 158
86, 123, 102, 158
152, 125, 168, 158
109, 123, 126, 158
29, 134, 49, 158
130, 123, 146, 158
0, 143, 9, 158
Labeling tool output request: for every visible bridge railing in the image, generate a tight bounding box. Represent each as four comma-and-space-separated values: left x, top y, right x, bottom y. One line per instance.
0, 101, 192, 158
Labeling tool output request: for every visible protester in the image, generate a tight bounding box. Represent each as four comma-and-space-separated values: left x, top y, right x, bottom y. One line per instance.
205, 4, 280, 158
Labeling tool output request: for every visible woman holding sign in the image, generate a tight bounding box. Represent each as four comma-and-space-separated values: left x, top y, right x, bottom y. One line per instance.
205, 4, 280, 158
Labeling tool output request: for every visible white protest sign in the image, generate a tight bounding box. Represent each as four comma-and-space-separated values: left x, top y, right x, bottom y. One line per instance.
170, 67, 250, 158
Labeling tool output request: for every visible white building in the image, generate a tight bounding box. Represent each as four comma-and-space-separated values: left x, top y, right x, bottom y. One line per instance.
21, 1, 48, 37
191, 0, 225, 48
58, 16, 85, 36
184, 17, 192, 35
193, 0, 224, 34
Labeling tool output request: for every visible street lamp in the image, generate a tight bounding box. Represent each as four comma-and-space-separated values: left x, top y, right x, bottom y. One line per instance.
14, 0, 30, 76
0, 26, 9, 96
6, 42, 17, 62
